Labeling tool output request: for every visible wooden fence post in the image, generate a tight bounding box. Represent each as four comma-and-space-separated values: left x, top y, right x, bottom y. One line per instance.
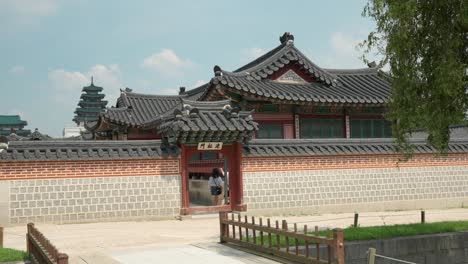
421, 210, 425, 224
27, 223, 34, 254
219, 211, 228, 243
354, 212, 359, 227
333, 228, 345, 264
0, 226, 3, 248
367, 247, 376, 264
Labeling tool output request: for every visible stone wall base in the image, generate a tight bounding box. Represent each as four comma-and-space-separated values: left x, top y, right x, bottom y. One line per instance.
244, 166, 468, 214
3, 175, 181, 226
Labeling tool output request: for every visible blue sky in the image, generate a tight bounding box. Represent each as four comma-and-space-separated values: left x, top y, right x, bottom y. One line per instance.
0, 0, 376, 137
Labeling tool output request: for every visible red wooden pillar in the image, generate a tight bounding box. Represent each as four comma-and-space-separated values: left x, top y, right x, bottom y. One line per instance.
179, 144, 190, 215
231, 142, 247, 211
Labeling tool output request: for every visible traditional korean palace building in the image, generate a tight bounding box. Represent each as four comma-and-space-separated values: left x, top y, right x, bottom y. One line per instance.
0, 115, 30, 137
89, 32, 391, 141
1, 33, 468, 225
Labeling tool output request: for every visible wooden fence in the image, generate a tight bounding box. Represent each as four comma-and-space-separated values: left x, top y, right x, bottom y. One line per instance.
27, 223, 68, 264
219, 212, 344, 264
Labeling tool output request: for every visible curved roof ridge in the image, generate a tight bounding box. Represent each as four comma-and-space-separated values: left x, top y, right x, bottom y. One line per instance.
325, 67, 379, 75
181, 98, 231, 106
235, 44, 295, 74
232, 43, 337, 86
124, 91, 186, 99
234, 43, 288, 72
290, 46, 336, 78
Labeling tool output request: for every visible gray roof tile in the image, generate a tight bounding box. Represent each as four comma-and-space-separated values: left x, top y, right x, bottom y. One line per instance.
243, 138, 468, 157
146, 99, 258, 144
0, 140, 178, 162
102, 91, 184, 127
206, 68, 389, 105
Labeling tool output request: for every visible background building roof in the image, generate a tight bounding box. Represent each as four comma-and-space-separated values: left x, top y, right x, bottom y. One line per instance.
0, 115, 27, 126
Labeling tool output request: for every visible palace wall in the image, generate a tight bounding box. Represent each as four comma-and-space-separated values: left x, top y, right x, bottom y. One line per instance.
2, 152, 468, 225
242, 154, 468, 214
0, 158, 181, 225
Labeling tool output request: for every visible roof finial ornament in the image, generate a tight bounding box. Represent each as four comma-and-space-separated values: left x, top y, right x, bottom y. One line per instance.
280, 32, 294, 45
213, 65, 223, 76
91, 76, 94, 85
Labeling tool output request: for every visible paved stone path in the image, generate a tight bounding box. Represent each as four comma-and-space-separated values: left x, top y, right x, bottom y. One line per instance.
3, 208, 468, 263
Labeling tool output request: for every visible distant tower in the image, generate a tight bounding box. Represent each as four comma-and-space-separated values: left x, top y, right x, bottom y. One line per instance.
73, 77, 108, 126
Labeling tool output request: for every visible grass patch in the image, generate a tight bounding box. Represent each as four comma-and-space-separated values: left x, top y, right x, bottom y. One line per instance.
0, 247, 29, 262
343, 221, 468, 241
244, 221, 468, 247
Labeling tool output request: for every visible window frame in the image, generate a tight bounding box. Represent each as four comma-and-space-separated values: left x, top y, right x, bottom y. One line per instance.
299, 115, 345, 139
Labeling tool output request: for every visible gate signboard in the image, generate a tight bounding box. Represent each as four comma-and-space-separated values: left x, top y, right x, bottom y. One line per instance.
197, 142, 223, 150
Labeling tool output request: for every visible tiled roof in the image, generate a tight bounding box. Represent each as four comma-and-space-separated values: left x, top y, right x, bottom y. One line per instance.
101, 91, 184, 127
199, 32, 391, 105
234, 32, 337, 87
146, 99, 258, 144
209, 68, 389, 105
82, 83, 103, 92
243, 138, 468, 157
0, 140, 178, 162
0, 130, 31, 137
81, 94, 105, 99
0, 115, 27, 126
4, 137, 468, 161
183, 83, 209, 101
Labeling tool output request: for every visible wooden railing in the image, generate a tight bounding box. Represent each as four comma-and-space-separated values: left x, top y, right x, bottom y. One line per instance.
219, 212, 344, 264
27, 223, 68, 264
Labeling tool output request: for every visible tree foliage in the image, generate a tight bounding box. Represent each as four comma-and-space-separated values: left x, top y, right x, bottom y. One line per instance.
362, 0, 468, 153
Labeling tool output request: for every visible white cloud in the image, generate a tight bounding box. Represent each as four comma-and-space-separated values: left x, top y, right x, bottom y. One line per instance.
241, 48, 265, 63
314, 31, 385, 69
48, 64, 123, 108
193, 80, 206, 88
0, 0, 59, 31
136, 79, 152, 88
8, 65, 25, 75
319, 31, 367, 69
330, 32, 361, 56
142, 49, 194, 77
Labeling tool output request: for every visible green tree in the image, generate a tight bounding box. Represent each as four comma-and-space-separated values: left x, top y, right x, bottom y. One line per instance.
362, 0, 468, 153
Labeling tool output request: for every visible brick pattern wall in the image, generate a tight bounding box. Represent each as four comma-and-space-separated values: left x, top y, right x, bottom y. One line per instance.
0, 159, 180, 180
244, 166, 468, 213
9, 175, 181, 224
243, 154, 468, 172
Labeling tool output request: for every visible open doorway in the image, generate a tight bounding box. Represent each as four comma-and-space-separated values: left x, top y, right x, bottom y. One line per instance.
188, 151, 229, 207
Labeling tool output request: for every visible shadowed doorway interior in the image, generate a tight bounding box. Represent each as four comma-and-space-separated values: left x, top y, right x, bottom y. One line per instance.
188, 151, 229, 207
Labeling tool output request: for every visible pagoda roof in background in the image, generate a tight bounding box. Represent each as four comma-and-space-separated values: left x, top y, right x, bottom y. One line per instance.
73, 78, 107, 124
82, 77, 103, 92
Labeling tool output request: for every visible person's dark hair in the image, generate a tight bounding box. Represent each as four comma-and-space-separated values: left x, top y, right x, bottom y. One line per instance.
212, 168, 221, 177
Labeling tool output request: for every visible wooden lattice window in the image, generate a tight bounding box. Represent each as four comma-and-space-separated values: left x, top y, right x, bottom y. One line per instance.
350, 118, 392, 138
300, 118, 343, 138
257, 123, 283, 139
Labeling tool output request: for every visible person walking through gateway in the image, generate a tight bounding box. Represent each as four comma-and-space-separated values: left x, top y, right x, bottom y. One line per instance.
209, 168, 224, 205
